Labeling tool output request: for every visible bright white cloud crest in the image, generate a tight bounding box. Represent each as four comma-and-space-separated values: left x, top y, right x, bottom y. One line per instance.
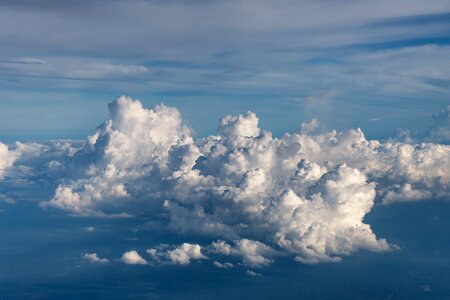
167, 243, 207, 265
13, 96, 447, 265
0, 142, 19, 178
121, 250, 148, 265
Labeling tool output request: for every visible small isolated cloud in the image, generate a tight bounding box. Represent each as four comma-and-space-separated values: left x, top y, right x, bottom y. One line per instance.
300, 118, 319, 134
0, 194, 15, 205
246, 270, 262, 277
423, 285, 432, 293
121, 250, 148, 265
213, 261, 233, 268
82, 253, 109, 264
167, 243, 207, 265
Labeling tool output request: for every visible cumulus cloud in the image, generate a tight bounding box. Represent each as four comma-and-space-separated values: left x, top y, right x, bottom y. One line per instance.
382, 183, 433, 205
43, 96, 191, 216
121, 250, 148, 265
82, 253, 109, 263
35, 97, 450, 265
211, 239, 277, 267
0, 142, 19, 178
0, 140, 81, 187
166, 243, 207, 265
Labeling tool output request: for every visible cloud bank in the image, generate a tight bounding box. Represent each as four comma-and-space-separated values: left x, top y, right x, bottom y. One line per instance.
2, 96, 448, 266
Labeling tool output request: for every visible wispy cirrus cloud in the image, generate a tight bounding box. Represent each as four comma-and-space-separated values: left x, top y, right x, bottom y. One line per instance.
0, 0, 448, 139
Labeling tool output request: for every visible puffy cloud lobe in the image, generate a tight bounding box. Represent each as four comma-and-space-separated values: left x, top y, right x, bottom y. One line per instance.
213, 261, 233, 268
40, 97, 450, 265
166, 243, 207, 265
212, 239, 278, 267
121, 250, 148, 265
246, 270, 262, 276
0, 140, 78, 184
266, 165, 388, 264
44, 96, 191, 216
0, 142, 19, 178
1, 140, 81, 184
382, 183, 433, 205
218, 112, 260, 139
82, 253, 109, 263
376, 142, 450, 203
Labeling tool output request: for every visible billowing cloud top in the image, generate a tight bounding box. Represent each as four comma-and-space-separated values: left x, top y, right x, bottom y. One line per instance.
0, 142, 19, 178
121, 250, 148, 265
2, 96, 448, 266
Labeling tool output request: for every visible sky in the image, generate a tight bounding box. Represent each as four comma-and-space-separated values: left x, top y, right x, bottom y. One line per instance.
0, 0, 449, 141
0, 1, 450, 299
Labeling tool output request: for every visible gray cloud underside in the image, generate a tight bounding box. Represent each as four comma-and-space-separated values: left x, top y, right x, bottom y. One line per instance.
2, 96, 448, 265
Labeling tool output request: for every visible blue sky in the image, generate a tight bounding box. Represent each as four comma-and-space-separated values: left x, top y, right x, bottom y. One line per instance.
0, 0, 449, 141
1, 1, 450, 299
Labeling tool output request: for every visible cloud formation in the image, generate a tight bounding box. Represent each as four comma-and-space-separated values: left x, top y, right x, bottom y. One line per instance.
82, 253, 109, 264
1, 0, 449, 141
0, 142, 19, 178
166, 243, 207, 265
121, 250, 148, 265
9, 96, 446, 265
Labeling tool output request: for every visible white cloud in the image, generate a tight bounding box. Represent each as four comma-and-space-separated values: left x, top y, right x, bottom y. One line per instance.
213, 261, 233, 268
146, 248, 157, 256
0, 142, 19, 178
300, 118, 319, 134
211, 240, 234, 256
383, 183, 433, 205
211, 239, 276, 267
167, 243, 207, 265
43, 95, 191, 216
235, 239, 277, 267
246, 270, 262, 277
29, 97, 449, 265
82, 253, 109, 263
121, 250, 148, 265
